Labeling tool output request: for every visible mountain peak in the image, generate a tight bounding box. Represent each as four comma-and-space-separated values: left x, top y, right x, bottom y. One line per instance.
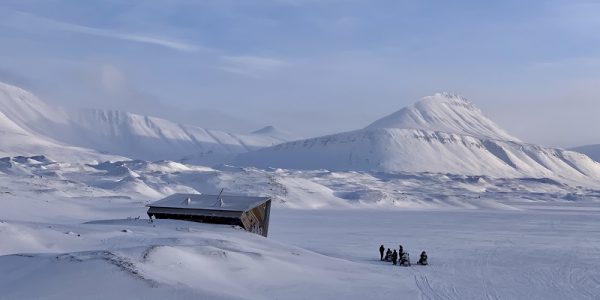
366, 93, 519, 141
432, 92, 470, 101
252, 125, 280, 135
0, 81, 70, 135
421, 92, 476, 109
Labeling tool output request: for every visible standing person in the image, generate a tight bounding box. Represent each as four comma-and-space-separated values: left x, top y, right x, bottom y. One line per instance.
379, 245, 385, 261
391, 250, 398, 265
399, 245, 404, 257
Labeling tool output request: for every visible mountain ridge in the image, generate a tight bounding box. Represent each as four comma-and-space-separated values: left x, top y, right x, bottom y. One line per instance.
571, 144, 600, 163
0, 81, 293, 163
236, 95, 600, 185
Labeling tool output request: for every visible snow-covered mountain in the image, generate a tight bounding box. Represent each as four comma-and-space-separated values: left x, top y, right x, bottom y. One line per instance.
252, 125, 299, 141
366, 93, 519, 141
236, 93, 600, 184
0, 83, 123, 162
570, 144, 600, 163
59, 109, 292, 163
0, 81, 292, 163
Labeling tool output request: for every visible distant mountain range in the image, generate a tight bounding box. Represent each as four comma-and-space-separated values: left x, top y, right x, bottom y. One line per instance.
2, 81, 600, 185
0, 81, 294, 163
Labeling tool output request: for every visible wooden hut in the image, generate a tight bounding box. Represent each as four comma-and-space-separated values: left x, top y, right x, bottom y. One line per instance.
146, 193, 272, 237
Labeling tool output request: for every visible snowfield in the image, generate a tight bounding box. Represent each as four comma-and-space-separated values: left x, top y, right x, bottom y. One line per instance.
3, 156, 600, 213
0, 219, 407, 300
272, 207, 600, 300
4, 206, 599, 300
1, 156, 600, 299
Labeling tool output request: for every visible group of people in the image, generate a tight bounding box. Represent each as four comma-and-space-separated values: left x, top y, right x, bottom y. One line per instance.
379, 244, 428, 266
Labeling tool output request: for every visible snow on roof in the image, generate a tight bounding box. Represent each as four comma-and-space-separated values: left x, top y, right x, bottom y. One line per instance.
148, 193, 270, 212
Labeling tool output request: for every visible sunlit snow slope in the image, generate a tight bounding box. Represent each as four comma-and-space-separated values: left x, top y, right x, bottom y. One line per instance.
236, 93, 600, 184
0, 81, 292, 163
366, 93, 519, 141
0, 83, 122, 162
571, 144, 600, 163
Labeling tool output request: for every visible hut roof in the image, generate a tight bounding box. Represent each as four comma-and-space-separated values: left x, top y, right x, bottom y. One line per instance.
148, 193, 270, 212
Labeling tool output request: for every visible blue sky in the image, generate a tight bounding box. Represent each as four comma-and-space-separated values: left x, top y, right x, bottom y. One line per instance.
0, 0, 599, 147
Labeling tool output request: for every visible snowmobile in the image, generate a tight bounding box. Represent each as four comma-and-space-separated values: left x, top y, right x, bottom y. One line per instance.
384, 249, 392, 262
384, 252, 392, 262
399, 252, 411, 266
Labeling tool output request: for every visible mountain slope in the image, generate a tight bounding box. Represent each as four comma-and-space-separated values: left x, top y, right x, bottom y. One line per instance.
236, 94, 600, 185
0, 82, 292, 163
571, 144, 600, 163
0, 83, 123, 162
366, 93, 519, 141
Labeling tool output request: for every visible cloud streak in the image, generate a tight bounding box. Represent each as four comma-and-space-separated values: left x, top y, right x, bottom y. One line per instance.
220, 55, 290, 78
5, 11, 200, 52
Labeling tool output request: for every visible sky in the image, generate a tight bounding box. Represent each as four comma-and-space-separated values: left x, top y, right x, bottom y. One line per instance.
0, 0, 599, 147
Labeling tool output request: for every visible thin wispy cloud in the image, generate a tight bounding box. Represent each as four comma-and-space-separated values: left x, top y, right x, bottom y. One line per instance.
220, 55, 290, 78
5, 11, 200, 52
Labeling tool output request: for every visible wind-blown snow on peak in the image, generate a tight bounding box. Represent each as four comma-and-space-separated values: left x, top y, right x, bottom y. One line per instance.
366, 93, 519, 141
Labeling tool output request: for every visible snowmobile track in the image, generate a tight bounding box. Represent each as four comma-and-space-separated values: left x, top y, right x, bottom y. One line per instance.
414, 275, 459, 300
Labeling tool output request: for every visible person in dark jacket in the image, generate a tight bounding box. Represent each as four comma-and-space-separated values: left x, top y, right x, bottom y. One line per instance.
391, 250, 398, 265
398, 245, 404, 257
418, 251, 428, 265
385, 248, 392, 261
379, 245, 385, 261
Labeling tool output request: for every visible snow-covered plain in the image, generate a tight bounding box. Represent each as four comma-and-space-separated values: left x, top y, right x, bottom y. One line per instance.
272, 207, 600, 300
4, 206, 599, 300
1, 156, 600, 299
